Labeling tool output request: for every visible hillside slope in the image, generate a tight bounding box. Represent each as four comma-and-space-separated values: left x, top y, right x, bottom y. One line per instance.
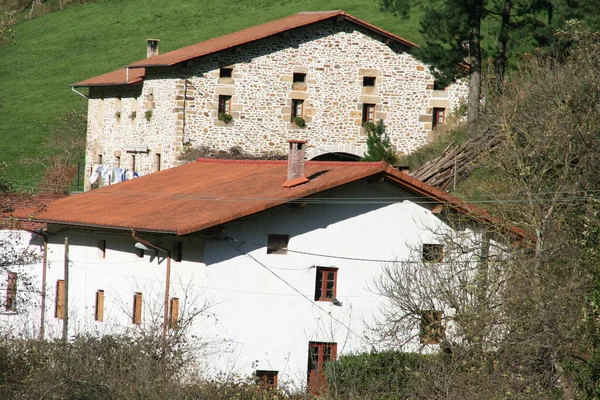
0, 0, 422, 189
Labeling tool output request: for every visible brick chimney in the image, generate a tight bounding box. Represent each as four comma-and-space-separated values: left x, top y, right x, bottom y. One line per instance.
283, 140, 309, 188
147, 39, 160, 58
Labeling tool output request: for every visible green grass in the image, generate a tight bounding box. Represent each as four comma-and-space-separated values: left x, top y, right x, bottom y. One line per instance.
0, 0, 423, 190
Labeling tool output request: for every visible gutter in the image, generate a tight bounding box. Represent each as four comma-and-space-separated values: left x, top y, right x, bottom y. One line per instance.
131, 229, 171, 339
71, 86, 89, 100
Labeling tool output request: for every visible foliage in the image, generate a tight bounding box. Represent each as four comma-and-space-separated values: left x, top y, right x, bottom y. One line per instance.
325, 351, 424, 399
292, 116, 306, 128
361, 120, 397, 164
218, 112, 233, 123
145, 109, 152, 121
0, 12, 15, 46
178, 145, 286, 164
129, 110, 136, 120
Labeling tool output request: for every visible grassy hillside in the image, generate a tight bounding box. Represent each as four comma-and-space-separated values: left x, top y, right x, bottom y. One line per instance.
0, 0, 422, 190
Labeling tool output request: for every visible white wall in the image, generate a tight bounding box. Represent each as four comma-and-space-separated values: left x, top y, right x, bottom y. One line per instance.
29, 180, 460, 388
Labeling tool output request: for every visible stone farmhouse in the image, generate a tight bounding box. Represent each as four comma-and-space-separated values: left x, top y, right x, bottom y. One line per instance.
72, 10, 468, 191
7, 142, 517, 390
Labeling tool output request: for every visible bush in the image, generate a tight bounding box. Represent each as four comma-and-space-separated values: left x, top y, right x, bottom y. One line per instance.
325, 350, 425, 399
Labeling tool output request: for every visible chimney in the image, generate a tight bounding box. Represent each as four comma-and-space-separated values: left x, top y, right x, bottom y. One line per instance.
147, 39, 160, 58
283, 140, 309, 188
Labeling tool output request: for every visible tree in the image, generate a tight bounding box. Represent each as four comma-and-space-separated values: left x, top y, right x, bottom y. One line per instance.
374, 22, 600, 398
361, 120, 398, 164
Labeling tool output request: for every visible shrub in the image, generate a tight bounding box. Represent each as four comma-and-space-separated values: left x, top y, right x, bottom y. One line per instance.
218, 113, 233, 123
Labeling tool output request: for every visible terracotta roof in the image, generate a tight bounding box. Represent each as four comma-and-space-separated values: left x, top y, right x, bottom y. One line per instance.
2, 192, 66, 231
14, 159, 388, 235
72, 67, 145, 88
12, 159, 526, 239
72, 10, 419, 87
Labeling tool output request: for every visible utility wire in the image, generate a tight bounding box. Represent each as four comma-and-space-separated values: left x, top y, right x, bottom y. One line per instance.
225, 238, 370, 344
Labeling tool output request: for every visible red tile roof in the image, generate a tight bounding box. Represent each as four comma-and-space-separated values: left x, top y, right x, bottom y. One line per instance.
72, 10, 418, 87
12, 159, 525, 239
72, 67, 145, 88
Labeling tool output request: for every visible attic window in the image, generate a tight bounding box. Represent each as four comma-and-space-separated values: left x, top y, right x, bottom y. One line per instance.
219, 67, 233, 78
267, 234, 289, 255
293, 72, 306, 83
363, 76, 376, 87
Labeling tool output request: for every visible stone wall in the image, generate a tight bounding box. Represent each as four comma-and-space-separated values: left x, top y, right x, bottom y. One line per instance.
84, 19, 468, 190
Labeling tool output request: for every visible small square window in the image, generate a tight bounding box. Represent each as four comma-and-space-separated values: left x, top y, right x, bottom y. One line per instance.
362, 103, 375, 124
420, 310, 445, 344
219, 67, 233, 78
422, 243, 443, 262
256, 370, 278, 389
291, 99, 304, 119
267, 234, 289, 255
363, 76, 376, 87
433, 108, 446, 129
218, 95, 232, 115
314, 267, 338, 301
293, 72, 306, 83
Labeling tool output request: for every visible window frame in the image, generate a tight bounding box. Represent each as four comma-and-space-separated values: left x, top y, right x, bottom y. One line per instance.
314, 267, 338, 301
420, 309, 445, 344
362, 103, 375, 125
432, 107, 446, 128
255, 370, 278, 389
291, 99, 304, 120
267, 234, 289, 255
218, 95, 232, 115
307, 341, 337, 391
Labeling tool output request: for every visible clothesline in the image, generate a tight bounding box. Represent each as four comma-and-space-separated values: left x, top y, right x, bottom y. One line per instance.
89, 164, 143, 186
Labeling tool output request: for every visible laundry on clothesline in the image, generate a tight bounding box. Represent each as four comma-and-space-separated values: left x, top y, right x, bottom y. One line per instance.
89, 165, 142, 187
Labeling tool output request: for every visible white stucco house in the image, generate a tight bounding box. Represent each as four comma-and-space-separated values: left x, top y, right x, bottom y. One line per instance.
6, 141, 521, 390
71, 10, 468, 191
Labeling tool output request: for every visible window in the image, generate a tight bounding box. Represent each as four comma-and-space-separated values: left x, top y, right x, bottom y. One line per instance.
256, 370, 278, 389
132, 292, 142, 325
172, 241, 182, 262
131, 154, 136, 172
433, 108, 446, 128
169, 297, 179, 329
98, 239, 106, 259
362, 103, 375, 125
55, 280, 65, 319
314, 267, 338, 301
363, 76, 376, 87
420, 310, 445, 344
293, 72, 306, 83
422, 243, 444, 262
307, 342, 337, 393
218, 95, 232, 115
95, 290, 104, 322
291, 99, 304, 119
6, 272, 17, 311
219, 67, 233, 78
267, 234, 289, 255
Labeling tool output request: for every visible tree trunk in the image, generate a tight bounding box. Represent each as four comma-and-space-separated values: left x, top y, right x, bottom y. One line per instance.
494, 0, 512, 95
467, 0, 483, 123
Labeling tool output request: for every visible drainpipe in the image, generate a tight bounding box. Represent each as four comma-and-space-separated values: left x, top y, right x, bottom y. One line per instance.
71, 86, 89, 100
131, 229, 171, 339
26, 229, 48, 340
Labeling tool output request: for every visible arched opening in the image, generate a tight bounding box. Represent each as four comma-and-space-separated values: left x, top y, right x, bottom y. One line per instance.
310, 152, 361, 162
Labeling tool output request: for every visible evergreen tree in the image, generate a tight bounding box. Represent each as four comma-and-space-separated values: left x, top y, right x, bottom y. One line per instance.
362, 120, 398, 164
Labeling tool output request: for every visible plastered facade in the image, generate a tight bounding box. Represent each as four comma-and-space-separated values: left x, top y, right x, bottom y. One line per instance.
84, 20, 467, 190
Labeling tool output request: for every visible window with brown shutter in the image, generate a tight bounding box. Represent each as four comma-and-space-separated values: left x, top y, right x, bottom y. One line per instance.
169, 297, 179, 329
307, 342, 337, 394
255, 370, 278, 389
55, 280, 65, 319
433, 108, 446, 128
6, 272, 17, 311
95, 290, 104, 322
218, 95, 232, 115
132, 292, 142, 325
362, 103, 375, 125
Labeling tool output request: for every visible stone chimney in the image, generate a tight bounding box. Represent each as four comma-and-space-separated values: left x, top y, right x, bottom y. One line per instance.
147, 39, 160, 58
283, 140, 309, 188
